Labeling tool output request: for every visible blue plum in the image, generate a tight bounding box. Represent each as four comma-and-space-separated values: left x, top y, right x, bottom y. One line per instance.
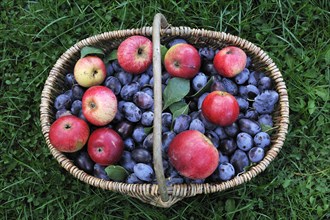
248, 147, 265, 163
230, 149, 250, 174
218, 162, 235, 181
189, 118, 205, 134
132, 148, 152, 163
254, 132, 271, 148
134, 163, 154, 182
173, 114, 191, 134
238, 118, 262, 136
104, 76, 121, 95
236, 132, 253, 151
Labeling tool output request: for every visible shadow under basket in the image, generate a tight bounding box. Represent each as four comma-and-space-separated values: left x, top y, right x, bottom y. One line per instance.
40, 14, 289, 208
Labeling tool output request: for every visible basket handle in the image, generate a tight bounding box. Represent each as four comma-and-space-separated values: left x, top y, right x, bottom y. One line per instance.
152, 13, 170, 202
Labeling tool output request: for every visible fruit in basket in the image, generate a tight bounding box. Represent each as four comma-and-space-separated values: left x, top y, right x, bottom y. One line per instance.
93, 164, 110, 180
192, 72, 208, 92
88, 127, 124, 166
230, 149, 250, 173
49, 115, 90, 153
201, 91, 240, 126
248, 147, 265, 163
117, 35, 153, 74
48, 38, 282, 184
199, 47, 215, 61
133, 163, 154, 182
54, 93, 72, 110
74, 56, 107, 87
253, 132, 271, 148
164, 43, 201, 79
82, 86, 117, 126
218, 162, 235, 181
236, 132, 254, 151
213, 46, 247, 78
167, 38, 187, 48
238, 118, 262, 136
168, 130, 219, 179
253, 90, 279, 114
74, 151, 95, 174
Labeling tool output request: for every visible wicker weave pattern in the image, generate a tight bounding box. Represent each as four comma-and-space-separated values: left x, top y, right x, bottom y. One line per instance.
40, 25, 289, 208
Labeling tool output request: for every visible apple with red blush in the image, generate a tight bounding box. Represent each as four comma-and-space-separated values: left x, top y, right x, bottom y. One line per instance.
87, 127, 124, 166
49, 115, 90, 153
82, 85, 117, 126
164, 43, 201, 79
213, 46, 247, 78
168, 130, 219, 179
201, 91, 239, 126
117, 35, 153, 74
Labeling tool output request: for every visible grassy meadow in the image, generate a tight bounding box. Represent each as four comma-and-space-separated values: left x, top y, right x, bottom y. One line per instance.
0, 0, 329, 219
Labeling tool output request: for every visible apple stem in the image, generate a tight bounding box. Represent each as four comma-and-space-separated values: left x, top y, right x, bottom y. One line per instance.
64, 124, 71, 129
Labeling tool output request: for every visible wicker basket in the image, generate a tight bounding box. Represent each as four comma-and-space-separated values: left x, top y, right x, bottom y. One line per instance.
40, 14, 289, 208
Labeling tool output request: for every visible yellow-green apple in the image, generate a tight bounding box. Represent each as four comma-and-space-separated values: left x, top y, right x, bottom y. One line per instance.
49, 115, 90, 153
168, 130, 219, 179
164, 43, 201, 79
82, 86, 117, 126
87, 127, 124, 166
117, 35, 152, 74
201, 91, 239, 126
213, 46, 247, 78
74, 56, 106, 87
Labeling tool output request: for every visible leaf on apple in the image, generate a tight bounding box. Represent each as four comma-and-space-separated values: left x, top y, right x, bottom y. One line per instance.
169, 100, 190, 121
163, 77, 190, 110
80, 46, 105, 58
104, 50, 118, 63
188, 76, 214, 98
104, 165, 129, 182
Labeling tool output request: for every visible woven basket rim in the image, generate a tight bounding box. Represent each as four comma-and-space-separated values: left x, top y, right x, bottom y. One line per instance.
40, 25, 289, 208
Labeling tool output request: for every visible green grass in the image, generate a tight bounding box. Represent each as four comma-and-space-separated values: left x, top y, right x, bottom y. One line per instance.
1, 0, 329, 219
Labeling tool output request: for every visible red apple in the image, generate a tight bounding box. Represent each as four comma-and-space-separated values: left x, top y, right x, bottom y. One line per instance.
201, 91, 239, 126
74, 56, 106, 87
117, 35, 152, 74
49, 115, 90, 153
87, 127, 124, 166
168, 130, 219, 179
82, 86, 117, 126
213, 46, 247, 78
164, 43, 201, 79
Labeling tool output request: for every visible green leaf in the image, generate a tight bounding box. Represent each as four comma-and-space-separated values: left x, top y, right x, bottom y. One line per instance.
104, 165, 129, 182
261, 124, 277, 135
317, 206, 323, 217
104, 50, 118, 63
315, 88, 329, 102
163, 77, 190, 110
169, 101, 190, 121
144, 126, 153, 134
160, 45, 168, 63
325, 47, 330, 65
282, 179, 292, 188
188, 76, 214, 98
80, 46, 104, 58
307, 99, 316, 115
225, 198, 235, 211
